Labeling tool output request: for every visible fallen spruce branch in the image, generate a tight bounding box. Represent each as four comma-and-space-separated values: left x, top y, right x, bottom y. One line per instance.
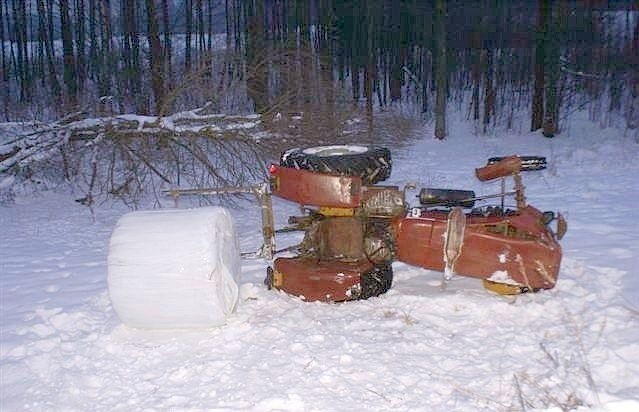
0, 105, 262, 175
0, 104, 269, 205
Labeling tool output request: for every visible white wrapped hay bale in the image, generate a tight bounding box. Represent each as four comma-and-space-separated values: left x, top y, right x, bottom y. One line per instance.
108, 207, 241, 329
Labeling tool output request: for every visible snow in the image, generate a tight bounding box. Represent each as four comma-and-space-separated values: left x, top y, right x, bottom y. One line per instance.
1, 112, 638, 411
488, 270, 515, 284
108, 207, 240, 329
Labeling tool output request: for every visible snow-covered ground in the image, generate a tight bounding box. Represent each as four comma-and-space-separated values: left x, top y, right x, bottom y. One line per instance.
1, 114, 638, 411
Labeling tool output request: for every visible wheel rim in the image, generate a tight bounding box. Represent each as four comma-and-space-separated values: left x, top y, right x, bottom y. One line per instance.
302, 145, 369, 157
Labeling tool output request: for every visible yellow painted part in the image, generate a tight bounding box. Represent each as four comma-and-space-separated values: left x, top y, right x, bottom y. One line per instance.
319, 207, 355, 217
273, 271, 284, 288
482, 279, 526, 295
269, 176, 280, 192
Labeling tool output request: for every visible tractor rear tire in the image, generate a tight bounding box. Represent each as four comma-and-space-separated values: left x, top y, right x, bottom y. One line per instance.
280, 145, 392, 184
359, 263, 393, 299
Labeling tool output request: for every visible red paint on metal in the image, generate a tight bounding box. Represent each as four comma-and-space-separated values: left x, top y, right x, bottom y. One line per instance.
475, 156, 522, 181
273, 257, 373, 302
272, 166, 362, 207
393, 205, 561, 289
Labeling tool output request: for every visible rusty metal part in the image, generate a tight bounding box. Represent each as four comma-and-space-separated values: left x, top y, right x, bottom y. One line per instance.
272, 166, 362, 208
272, 257, 374, 302
254, 183, 276, 259
513, 173, 526, 209
393, 205, 562, 290
556, 213, 567, 240
316, 217, 365, 260
361, 186, 405, 217
476, 156, 522, 181
163, 183, 275, 259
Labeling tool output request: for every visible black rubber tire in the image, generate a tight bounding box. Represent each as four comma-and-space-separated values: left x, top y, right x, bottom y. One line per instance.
358, 263, 393, 299
280, 145, 392, 184
487, 156, 547, 171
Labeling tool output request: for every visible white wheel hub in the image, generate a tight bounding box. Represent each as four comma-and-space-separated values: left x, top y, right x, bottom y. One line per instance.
302, 145, 368, 157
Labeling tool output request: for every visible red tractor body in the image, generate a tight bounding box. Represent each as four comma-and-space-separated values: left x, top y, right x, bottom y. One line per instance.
264, 146, 565, 302
393, 206, 561, 290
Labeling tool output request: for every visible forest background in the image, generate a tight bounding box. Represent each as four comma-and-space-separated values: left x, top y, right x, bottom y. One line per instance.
0, 0, 637, 203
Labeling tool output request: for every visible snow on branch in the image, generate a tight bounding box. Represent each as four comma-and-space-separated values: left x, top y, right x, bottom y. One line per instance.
0, 104, 268, 205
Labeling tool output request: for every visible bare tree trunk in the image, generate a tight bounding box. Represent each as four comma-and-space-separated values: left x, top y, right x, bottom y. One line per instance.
421, 48, 429, 114
483, 49, 494, 133
0, 0, 7, 82
0, 0, 8, 119
471, 51, 480, 120
161, 0, 171, 84
37, 0, 61, 103
122, 0, 131, 77
88, 0, 98, 80
389, 0, 401, 102
207, 0, 213, 51
364, 1, 374, 122
33, 0, 45, 88
145, 0, 165, 114
225, 0, 230, 48
98, 0, 113, 99
320, 25, 335, 122
196, 0, 205, 60
434, 0, 447, 140
11, 0, 27, 101
246, 0, 268, 113
123, 0, 143, 112
46, 0, 54, 47
18, 0, 30, 100
531, 0, 547, 131
542, 0, 560, 137
629, 17, 639, 130
231, 0, 239, 51
470, 14, 481, 121
185, 0, 193, 71
351, 60, 359, 102
5, 1, 17, 90
60, 0, 78, 107
75, 0, 86, 93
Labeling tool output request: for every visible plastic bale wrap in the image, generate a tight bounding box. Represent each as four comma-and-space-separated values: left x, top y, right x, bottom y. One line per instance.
107, 207, 241, 329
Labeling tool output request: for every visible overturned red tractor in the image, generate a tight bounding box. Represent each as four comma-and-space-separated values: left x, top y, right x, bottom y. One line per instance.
264, 145, 566, 302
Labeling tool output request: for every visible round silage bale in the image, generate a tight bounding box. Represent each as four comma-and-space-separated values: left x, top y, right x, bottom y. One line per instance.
107, 207, 241, 329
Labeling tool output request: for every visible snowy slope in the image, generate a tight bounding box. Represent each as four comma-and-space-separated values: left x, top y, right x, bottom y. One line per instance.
1, 114, 638, 411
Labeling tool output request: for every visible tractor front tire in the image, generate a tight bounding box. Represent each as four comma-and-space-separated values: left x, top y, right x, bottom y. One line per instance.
280, 145, 392, 184
359, 263, 393, 299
